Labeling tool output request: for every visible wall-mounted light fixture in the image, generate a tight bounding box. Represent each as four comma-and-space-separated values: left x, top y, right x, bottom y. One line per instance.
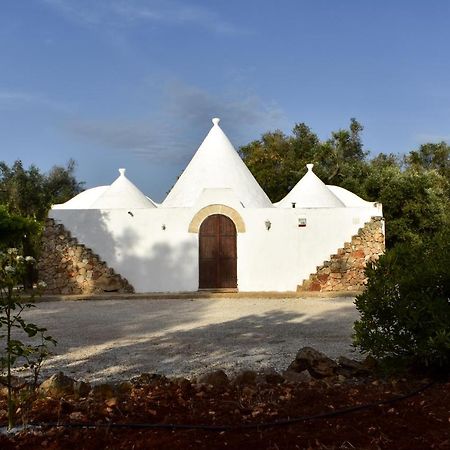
265, 219, 271, 231
291, 202, 296, 208
298, 218, 307, 227
162, 224, 166, 230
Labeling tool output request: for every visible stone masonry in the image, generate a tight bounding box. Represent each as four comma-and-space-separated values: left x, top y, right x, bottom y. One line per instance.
38, 219, 134, 295
298, 217, 385, 292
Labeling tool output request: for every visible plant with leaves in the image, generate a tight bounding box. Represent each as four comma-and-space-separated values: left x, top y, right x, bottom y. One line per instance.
353, 226, 450, 374
240, 120, 450, 247
0, 248, 56, 430
0, 206, 40, 251
0, 159, 84, 221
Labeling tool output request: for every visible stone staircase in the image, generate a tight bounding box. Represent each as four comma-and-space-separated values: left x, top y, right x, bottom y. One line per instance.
297, 217, 384, 292
38, 219, 134, 295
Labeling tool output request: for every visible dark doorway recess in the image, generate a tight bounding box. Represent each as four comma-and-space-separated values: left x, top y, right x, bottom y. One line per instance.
199, 214, 237, 290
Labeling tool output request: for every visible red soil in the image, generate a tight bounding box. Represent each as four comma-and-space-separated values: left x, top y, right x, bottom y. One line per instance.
1, 377, 449, 449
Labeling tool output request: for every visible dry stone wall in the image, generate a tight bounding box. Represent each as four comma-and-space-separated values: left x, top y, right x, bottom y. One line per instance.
38, 219, 134, 295
298, 217, 385, 292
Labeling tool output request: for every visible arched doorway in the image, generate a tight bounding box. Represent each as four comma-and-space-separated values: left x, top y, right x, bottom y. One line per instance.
199, 214, 237, 289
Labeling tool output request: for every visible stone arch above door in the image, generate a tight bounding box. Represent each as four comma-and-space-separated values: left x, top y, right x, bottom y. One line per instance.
188, 204, 246, 233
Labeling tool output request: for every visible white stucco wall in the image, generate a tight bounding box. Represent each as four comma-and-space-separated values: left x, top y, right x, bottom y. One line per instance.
49, 202, 382, 293
50, 208, 199, 293
236, 206, 381, 291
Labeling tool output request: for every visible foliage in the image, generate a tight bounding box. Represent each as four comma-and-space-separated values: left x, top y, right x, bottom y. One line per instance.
353, 227, 450, 373
240, 121, 450, 248
0, 248, 56, 429
0, 159, 84, 221
0, 206, 40, 251
0, 159, 84, 284
239, 119, 367, 203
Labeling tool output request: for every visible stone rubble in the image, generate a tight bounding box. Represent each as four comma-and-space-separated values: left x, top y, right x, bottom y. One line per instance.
27, 347, 376, 405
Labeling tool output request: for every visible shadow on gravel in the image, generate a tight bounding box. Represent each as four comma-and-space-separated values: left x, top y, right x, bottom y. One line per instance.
24, 301, 358, 383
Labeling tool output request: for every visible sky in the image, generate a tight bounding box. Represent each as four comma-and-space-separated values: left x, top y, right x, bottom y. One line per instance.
1, 0, 449, 201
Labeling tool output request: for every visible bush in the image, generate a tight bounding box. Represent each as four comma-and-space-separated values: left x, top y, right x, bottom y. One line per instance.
353, 227, 450, 373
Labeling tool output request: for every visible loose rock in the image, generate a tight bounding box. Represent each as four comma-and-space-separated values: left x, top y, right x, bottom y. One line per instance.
197, 370, 229, 388
233, 370, 257, 386
282, 370, 312, 384
39, 372, 75, 397
337, 356, 371, 377
256, 368, 285, 385
288, 347, 338, 378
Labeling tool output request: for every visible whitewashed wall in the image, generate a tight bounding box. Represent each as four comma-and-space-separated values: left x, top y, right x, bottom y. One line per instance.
50, 202, 381, 293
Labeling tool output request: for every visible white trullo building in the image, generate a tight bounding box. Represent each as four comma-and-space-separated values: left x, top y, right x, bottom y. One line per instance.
40, 118, 384, 294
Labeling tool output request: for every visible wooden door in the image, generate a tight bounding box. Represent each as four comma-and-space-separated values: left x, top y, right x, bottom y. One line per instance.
199, 214, 237, 289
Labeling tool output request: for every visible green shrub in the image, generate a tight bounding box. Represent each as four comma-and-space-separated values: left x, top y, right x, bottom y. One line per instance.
353, 227, 450, 373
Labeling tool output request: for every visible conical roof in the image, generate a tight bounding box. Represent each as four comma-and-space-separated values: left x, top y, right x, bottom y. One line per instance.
162, 118, 272, 208
52, 185, 109, 209
327, 185, 373, 207
275, 164, 345, 208
89, 168, 157, 209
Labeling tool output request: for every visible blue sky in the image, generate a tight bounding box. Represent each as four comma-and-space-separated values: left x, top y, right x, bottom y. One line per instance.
1, 0, 449, 201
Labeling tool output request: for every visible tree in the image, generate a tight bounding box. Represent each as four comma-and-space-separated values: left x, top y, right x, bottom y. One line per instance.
405, 142, 450, 179
239, 119, 368, 202
0, 159, 84, 221
240, 120, 450, 247
0, 159, 84, 285
0, 206, 40, 251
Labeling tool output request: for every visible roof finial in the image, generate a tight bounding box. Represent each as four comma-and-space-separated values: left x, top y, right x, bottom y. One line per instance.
212, 117, 220, 126
119, 168, 126, 176
306, 163, 314, 172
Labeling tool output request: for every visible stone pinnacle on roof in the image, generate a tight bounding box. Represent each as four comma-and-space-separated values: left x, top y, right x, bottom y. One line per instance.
162, 118, 273, 208
275, 163, 345, 208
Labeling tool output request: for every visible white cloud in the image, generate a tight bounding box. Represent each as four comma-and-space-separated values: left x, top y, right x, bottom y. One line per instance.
0, 90, 71, 112
67, 119, 190, 163
65, 81, 284, 163
42, 0, 242, 34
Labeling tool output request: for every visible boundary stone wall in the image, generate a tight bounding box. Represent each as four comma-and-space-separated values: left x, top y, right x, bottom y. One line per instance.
38, 219, 134, 295
298, 216, 385, 292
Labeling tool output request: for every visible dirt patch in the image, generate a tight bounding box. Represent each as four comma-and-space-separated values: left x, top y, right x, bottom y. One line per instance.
1, 377, 448, 449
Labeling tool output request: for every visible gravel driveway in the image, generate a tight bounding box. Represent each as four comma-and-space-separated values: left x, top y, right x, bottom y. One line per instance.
20, 297, 360, 383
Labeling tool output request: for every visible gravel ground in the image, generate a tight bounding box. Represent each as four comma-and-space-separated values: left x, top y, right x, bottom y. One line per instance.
19, 297, 360, 383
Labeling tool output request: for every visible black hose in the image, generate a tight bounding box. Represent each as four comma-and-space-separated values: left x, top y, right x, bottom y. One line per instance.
29, 380, 435, 432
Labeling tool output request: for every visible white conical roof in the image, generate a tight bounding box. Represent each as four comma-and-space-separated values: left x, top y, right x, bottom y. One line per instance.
52, 185, 109, 209
327, 185, 373, 207
275, 164, 345, 208
89, 168, 157, 209
162, 118, 272, 208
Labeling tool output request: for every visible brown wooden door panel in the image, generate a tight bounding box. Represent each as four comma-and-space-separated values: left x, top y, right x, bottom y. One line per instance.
199, 261, 217, 288
201, 215, 218, 234
220, 217, 236, 235
199, 214, 237, 289
218, 258, 237, 288
219, 236, 237, 258
199, 236, 217, 259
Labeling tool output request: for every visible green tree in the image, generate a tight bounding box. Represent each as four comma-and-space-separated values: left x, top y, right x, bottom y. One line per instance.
0, 206, 40, 251
240, 120, 450, 247
0, 159, 84, 284
0, 159, 83, 221
405, 141, 450, 179
240, 119, 367, 202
